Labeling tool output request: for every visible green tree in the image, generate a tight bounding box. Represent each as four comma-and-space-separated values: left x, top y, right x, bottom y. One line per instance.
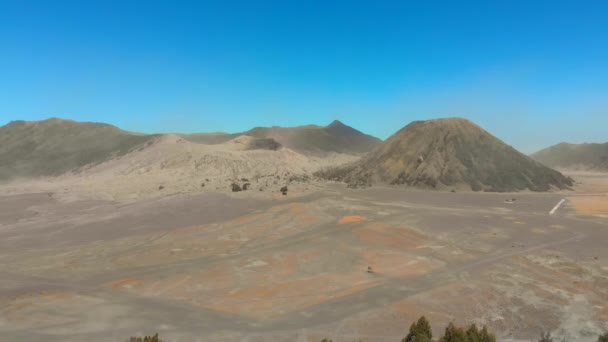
478, 325, 496, 342
403, 316, 433, 342
465, 324, 496, 342
598, 332, 608, 342
440, 322, 468, 342
466, 324, 480, 342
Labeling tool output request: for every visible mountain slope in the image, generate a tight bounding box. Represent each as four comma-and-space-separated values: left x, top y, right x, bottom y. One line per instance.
531, 142, 608, 171
39, 134, 357, 200
0, 118, 157, 181
182, 120, 381, 155
179, 132, 234, 145
317, 118, 573, 192
0, 118, 365, 186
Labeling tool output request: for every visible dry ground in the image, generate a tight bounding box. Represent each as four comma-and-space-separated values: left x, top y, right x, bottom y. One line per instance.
566, 171, 608, 216
1, 176, 607, 341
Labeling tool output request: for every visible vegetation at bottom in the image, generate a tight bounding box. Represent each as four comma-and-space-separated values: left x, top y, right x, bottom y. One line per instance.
128, 319, 608, 342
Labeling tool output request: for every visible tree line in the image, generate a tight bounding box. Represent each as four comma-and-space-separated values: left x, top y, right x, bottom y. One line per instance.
128, 318, 608, 342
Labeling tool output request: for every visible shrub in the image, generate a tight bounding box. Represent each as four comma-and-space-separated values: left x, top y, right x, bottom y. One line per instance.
598, 332, 608, 342
127, 333, 162, 342
538, 331, 554, 342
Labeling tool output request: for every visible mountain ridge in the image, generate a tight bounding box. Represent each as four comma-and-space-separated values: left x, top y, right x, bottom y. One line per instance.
0, 118, 158, 181
316, 117, 573, 192
181, 120, 381, 155
0, 117, 379, 181
531, 142, 608, 171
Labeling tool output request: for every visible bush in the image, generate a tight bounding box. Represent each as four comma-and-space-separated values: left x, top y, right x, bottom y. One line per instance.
231, 183, 242, 192
538, 331, 554, 342
127, 333, 162, 342
598, 332, 608, 342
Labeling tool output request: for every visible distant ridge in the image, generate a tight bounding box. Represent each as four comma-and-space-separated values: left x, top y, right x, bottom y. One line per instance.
0, 118, 157, 181
317, 118, 573, 192
531, 142, 608, 171
182, 120, 382, 155
0, 118, 379, 182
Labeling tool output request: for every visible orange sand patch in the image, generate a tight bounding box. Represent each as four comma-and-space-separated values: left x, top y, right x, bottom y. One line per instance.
111, 238, 238, 268
234, 212, 266, 225
599, 305, 608, 321
568, 173, 608, 214
111, 202, 328, 272
571, 173, 608, 194
392, 298, 448, 324
354, 223, 427, 250
110, 277, 142, 289
339, 215, 367, 224
205, 273, 377, 319
393, 298, 428, 317
120, 246, 378, 319
362, 249, 441, 278
287, 202, 320, 223
568, 196, 608, 215
331, 281, 381, 299
271, 202, 321, 224
14, 289, 67, 301
6, 290, 74, 323
37, 289, 69, 299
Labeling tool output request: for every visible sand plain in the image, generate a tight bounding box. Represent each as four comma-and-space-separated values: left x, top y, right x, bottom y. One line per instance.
1, 175, 607, 341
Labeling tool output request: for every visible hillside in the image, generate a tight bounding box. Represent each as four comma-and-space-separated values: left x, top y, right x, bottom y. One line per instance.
0, 118, 375, 184
317, 118, 573, 192
0, 118, 157, 181
42, 134, 357, 200
531, 142, 608, 171
182, 120, 381, 155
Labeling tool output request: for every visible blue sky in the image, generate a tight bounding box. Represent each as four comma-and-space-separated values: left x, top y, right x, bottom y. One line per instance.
1, 0, 607, 153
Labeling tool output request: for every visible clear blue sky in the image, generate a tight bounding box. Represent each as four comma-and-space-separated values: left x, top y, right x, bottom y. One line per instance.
1, 0, 607, 153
